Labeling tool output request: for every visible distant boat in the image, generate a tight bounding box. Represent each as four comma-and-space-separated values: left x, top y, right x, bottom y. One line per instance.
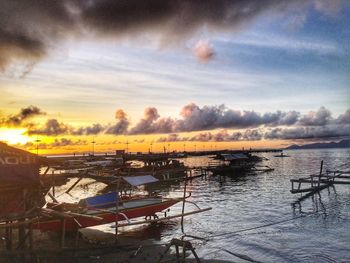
207, 153, 255, 175
274, 152, 290, 158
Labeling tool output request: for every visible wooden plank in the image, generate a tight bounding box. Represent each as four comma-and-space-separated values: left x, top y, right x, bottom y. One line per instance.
290, 183, 331, 194
330, 181, 350, 185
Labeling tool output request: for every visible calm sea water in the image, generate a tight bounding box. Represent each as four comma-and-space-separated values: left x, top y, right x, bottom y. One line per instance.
53, 149, 350, 262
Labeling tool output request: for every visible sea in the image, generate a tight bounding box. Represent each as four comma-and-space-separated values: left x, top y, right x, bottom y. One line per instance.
52, 148, 350, 263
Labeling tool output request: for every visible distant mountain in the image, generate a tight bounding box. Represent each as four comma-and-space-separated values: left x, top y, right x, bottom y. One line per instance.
285, 139, 350, 150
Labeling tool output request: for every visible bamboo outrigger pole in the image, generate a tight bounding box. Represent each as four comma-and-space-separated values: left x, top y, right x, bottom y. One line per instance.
118, 208, 212, 227
181, 169, 188, 233
115, 176, 121, 243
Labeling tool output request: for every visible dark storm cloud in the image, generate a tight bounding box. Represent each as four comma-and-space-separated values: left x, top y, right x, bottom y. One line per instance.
1, 0, 346, 69
0, 0, 77, 70
0, 105, 45, 126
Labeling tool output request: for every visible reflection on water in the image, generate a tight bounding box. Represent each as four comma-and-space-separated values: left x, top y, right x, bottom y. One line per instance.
50, 149, 350, 262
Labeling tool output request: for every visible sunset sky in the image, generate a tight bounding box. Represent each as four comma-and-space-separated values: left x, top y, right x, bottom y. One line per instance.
0, 1, 349, 154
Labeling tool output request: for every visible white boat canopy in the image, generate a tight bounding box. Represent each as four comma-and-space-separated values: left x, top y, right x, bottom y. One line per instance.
122, 175, 159, 186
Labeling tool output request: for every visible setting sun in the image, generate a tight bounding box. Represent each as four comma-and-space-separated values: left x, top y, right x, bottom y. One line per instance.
0, 128, 31, 145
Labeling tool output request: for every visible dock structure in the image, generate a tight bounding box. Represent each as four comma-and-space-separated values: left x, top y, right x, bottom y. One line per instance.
46, 148, 283, 165
290, 161, 350, 200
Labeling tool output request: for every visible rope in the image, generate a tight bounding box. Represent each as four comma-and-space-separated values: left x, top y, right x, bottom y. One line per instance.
207, 215, 305, 240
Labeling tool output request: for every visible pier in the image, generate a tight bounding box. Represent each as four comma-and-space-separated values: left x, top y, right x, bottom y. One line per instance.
290, 161, 350, 201
46, 148, 283, 165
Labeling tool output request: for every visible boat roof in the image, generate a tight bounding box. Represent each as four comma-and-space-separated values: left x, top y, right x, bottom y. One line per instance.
123, 175, 159, 186
221, 153, 249, 161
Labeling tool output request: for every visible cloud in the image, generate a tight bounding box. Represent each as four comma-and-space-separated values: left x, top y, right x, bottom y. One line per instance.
189, 129, 264, 142
298, 106, 332, 126
50, 138, 88, 147
0, 105, 45, 126
129, 103, 302, 134
6, 104, 350, 143
133, 139, 145, 143
264, 125, 350, 140
105, 109, 130, 135
1, 0, 347, 70
157, 133, 187, 143
336, 109, 350, 124
28, 119, 70, 136
313, 0, 344, 15
157, 129, 264, 142
0, 1, 76, 71
72, 123, 105, 135
21, 138, 88, 150
129, 107, 160, 134
193, 40, 215, 62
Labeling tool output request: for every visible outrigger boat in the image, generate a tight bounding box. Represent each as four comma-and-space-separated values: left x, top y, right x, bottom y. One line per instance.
35, 175, 210, 232
274, 152, 290, 158
207, 153, 254, 175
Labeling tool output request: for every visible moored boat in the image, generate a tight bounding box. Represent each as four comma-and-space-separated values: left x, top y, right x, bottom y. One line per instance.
35, 175, 186, 232
36, 194, 181, 232
207, 153, 255, 175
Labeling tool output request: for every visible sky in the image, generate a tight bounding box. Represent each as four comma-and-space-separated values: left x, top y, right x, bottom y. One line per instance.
0, 0, 349, 154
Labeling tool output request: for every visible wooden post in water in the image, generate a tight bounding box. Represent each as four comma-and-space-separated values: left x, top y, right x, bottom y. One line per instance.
318, 160, 324, 187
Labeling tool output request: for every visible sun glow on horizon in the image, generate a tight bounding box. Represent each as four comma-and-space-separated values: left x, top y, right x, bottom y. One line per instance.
0, 128, 31, 145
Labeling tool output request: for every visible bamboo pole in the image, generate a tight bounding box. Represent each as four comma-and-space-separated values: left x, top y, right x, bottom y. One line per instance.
115, 176, 121, 243
118, 207, 212, 227
52, 170, 55, 197
181, 169, 188, 233
65, 177, 83, 194
42, 208, 103, 221
0, 218, 39, 229
47, 192, 59, 203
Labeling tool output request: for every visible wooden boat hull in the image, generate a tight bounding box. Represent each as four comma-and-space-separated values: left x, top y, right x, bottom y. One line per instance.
34, 198, 180, 232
